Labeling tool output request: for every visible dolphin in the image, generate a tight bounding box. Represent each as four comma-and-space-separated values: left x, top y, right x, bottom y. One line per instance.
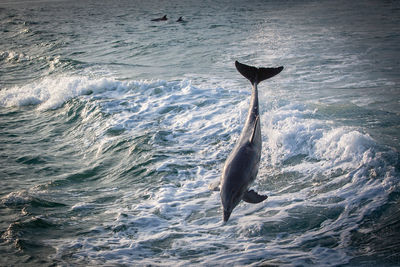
151, 15, 168, 22
211, 61, 283, 222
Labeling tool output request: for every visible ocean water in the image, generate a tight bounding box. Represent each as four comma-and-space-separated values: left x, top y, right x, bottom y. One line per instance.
1, 0, 400, 266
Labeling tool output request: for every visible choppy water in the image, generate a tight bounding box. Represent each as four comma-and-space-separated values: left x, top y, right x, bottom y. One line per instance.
1, 0, 400, 266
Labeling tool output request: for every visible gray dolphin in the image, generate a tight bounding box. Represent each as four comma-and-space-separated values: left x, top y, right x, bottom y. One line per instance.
151, 15, 168, 22
211, 61, 283, 222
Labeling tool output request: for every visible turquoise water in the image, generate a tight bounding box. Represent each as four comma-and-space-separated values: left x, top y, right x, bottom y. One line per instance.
1, 0, 399, 266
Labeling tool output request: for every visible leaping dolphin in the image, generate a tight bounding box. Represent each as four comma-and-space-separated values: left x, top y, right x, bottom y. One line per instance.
211, 61, 283, 222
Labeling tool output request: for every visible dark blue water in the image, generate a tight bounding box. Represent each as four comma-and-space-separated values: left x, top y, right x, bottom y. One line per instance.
1, 0, 399, 266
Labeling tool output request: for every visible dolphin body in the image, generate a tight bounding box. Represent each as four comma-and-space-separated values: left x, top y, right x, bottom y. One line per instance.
151, 15, 168, 22
213, 61, 283, 222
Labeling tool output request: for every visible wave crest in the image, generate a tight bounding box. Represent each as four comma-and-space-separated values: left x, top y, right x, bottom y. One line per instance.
0, 75, 121, 110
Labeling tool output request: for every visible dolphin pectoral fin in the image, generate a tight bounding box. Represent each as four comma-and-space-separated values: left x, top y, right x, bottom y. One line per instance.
243, 189, 268, 203
208, 180, 220, 191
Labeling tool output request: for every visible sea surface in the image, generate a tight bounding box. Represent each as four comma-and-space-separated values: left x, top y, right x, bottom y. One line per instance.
1, 0, 399, 266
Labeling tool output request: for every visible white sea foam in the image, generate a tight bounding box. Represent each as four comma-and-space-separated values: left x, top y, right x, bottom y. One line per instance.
49, 80, 398, 266
71, 202, 95, 211
0, 75, 123, 110
3, 75, 393, 266
1, 191, 32, 206
0, 50, 31, 63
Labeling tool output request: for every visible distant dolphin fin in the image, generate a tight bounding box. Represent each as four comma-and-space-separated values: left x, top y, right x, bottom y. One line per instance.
243, 189, 268, 203
208, 180, 220, 191
235, 61, 283, 85
249, 115, 260, 144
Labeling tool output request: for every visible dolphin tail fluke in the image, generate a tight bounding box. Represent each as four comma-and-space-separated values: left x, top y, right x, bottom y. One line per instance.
235, 61, 283, 85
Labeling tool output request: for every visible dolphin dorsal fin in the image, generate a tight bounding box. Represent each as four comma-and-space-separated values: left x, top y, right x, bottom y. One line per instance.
249, 116, 260, 144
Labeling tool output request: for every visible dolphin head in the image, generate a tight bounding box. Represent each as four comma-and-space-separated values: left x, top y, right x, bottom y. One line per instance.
223, 209, 232, 222
221, 182, 244, 222
220, 153, 251, 222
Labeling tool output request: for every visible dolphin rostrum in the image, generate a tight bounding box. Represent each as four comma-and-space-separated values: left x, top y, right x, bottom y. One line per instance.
211, 61, 283, 222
